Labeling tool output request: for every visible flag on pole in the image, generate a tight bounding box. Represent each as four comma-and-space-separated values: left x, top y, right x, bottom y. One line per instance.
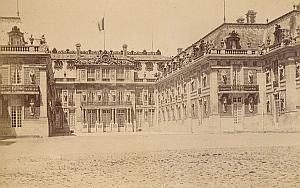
98, 17, 105, 31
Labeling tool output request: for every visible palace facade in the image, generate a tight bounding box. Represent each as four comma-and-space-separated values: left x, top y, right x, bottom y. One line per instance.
156, 8, 300, 133
51, 44, 169, 134
1, 6, 300, 137
0, 17, 56, 137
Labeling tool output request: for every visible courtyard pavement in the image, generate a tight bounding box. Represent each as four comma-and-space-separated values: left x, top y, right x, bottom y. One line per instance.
0, 132, 300, 187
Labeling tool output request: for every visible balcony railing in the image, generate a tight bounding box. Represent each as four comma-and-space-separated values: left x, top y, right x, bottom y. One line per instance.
134, 78, 156, 83
218, 85, 259, 92
81, 101, 132, 106
210, 49, 258, 55
0, 85, 39, 93
0, 45, 40, 53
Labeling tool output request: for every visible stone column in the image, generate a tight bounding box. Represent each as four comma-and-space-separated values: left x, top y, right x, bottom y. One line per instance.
132, 92, 136, 132
257, 71, 266, 131
154, 88, 159, 131
96, 109, 99, 132
75, 92, 81, 133
39, 67, 49, 137
285, 58, 298, 130
186, 78, 192, 133
285, 58, 297, 112
39, 68, 47, 118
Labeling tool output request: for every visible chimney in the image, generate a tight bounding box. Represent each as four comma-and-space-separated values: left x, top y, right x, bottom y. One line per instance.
236, 17, 245, 24
122, 44, 128, 57
75, 43, 81, 57
246, 10, 257, 24
177, 48, 183, 54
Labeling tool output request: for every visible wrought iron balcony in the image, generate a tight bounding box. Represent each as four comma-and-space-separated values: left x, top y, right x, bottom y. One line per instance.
0, 85, 39, 94
81, 101, 132, 107
218, 85, 259, 92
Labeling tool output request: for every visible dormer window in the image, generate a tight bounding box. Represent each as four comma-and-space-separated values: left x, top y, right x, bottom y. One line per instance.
12, 65, 22, 84
225, 30, 241, 49
8, 26, 26, 46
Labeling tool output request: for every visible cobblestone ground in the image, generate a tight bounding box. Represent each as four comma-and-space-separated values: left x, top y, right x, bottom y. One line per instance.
0, 133, 300, 188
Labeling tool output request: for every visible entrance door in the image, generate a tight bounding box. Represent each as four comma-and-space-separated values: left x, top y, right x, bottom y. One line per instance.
116, 109, 126, 132
11, 106, 22, 128
233, 96, 243, 131
87, 109, 96, 133
102, 109, 111, 132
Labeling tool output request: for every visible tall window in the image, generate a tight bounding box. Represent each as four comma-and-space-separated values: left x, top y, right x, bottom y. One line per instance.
118, 91, 123, 104
12, 65, 21, 84
11, 106, 22, 127
63, 91, 68, 107
68, 91, 74, 106
96, 69, 101, 80
125, 70, 130, 80
87, 68, 95, 81
81, 70, 86, 81
116, 68, 124, 80
102, 69, 110, 80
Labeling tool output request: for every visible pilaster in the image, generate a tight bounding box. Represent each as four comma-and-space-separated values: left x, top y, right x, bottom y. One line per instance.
285, 58, 297, 112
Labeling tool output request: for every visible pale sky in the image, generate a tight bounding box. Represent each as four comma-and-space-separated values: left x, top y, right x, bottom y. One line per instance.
0, 0, 298, 56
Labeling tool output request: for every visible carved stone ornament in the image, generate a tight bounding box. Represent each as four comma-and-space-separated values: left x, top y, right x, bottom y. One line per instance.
29, 98, 35, 116
248, 96, 254, 113
29, 69, 36, 84
222, 96, 228, 113
248, 70, 254, 84
221, 70, 228, 85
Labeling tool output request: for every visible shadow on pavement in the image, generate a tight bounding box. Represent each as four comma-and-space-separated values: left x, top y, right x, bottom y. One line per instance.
0, 136, 16, 146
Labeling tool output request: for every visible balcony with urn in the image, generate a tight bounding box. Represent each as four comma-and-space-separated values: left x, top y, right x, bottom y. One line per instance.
0, 26, 49, 55
0, 85, 40, 95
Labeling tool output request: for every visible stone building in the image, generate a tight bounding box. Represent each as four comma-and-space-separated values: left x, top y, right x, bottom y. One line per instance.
51, 44, 169, 134
156, 8, 300, 133
0, 17, 56, 137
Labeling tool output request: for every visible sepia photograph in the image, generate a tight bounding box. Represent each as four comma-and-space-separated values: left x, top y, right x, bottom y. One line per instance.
0, 0, 300, 187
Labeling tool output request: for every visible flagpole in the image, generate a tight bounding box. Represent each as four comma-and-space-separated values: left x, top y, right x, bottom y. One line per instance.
103, 13, 106, 51
104, 25, 106, 51
223, 0, 226, 23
